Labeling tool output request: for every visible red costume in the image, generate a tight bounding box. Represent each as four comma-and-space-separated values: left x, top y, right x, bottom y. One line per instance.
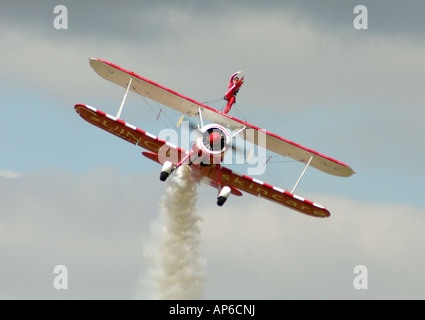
223, 71, 244, 114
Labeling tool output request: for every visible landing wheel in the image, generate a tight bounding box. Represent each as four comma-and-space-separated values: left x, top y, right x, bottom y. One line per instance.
217, 196, 227, 207
217, 186, 231, 207
160, 161, 173, 182
160, 171, 169, 182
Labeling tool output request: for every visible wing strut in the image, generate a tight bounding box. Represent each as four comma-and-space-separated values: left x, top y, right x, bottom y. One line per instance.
116, 77, 133, 119
197, 107, 204, 129
291, 155, 313, 194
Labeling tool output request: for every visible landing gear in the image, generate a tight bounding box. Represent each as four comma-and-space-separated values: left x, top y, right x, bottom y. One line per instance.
159, 171, 169, 182
159, 161, 174, 181
217, 186, 231, 207
217, 197, 227, 206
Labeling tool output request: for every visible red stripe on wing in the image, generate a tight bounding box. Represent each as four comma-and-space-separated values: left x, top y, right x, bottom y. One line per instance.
74, 104, 187, 163
194, 164, 330, 218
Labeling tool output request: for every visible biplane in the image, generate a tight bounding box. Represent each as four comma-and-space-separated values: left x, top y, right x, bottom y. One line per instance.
75, 58, 354, 218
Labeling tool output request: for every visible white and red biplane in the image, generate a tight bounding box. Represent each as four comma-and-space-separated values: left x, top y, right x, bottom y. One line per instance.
75, 58, 354, 218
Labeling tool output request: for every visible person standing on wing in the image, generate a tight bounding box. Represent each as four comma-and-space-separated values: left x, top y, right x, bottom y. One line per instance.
223, 71, 244, 114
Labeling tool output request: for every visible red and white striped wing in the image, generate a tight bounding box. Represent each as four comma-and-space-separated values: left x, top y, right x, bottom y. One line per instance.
194, 165, 330, 218
74, 104, 187, 164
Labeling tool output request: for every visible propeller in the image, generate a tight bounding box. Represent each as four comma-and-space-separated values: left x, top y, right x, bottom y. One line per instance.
176, 115, 253, 159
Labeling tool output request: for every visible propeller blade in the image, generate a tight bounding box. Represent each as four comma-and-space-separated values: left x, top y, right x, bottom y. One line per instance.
176, 115, 185, 128
177, 115, 198, 131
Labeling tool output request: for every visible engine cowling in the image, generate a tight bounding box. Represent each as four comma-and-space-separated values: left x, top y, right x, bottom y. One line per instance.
194, 124, 230, 165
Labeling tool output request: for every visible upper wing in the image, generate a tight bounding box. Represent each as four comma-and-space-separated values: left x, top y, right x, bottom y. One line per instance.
89, 57, 354, 177
89, 58, 205, 117
74, 104, 187, 164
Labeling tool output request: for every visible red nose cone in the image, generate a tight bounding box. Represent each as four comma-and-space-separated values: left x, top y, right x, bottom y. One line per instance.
209, 132, 221, 147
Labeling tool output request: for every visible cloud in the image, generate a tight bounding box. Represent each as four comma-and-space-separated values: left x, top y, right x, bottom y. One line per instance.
1, 168, 424, 299
0, 170, 21, 179
0, 168, 161, 299
3, 1, 424, 38
2, 1, 424, 118
201, 192, 425, 299
2, 1, 425, 107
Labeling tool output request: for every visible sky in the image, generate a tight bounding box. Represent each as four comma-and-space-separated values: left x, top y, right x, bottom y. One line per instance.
0, 0, 425, 299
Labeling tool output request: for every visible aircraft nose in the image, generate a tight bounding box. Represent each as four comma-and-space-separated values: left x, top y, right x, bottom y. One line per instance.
210, 132, 222, 147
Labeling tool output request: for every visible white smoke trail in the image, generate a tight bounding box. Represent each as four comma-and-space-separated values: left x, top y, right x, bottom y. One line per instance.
140, 165, 206, 299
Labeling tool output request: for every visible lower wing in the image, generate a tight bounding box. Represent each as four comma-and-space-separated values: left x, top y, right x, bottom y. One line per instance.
74, 104, 188, 163
197, 165, 330, 218
75, 104, 330, 218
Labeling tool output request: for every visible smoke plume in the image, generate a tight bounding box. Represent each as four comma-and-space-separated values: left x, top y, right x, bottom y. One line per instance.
140, 165, 206, 299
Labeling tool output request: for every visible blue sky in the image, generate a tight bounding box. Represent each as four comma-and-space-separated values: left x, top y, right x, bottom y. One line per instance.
1, 0, 425, 299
